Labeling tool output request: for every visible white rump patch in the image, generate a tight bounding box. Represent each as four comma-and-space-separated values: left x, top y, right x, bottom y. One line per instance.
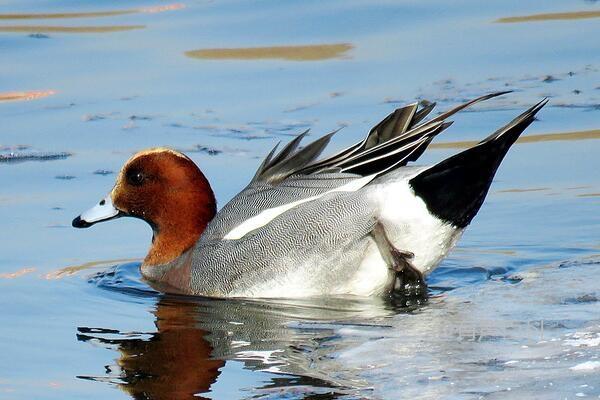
223, 174, 376, 240
370, 179, 463, 275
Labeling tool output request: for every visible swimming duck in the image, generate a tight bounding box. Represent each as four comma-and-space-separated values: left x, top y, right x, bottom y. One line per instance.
72, 93, 546, 298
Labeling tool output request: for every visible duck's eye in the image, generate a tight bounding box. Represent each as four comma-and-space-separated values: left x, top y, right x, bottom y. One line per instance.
127, 170, 146, 186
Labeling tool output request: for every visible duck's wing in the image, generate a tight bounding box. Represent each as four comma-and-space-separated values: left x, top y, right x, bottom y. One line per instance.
205, 92, 511, 240
250, 129, 339, 185
251, 92, 510, 185
300, 91, 511, 176
204, 172, 364, 240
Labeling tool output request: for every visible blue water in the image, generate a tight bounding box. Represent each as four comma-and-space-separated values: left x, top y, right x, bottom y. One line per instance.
1, 0, 599, 398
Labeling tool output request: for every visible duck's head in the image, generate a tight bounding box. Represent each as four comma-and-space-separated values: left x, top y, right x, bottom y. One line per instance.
73, 148, 216, 267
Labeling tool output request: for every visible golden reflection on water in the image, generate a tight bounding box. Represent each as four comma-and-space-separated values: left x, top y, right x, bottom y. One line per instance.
496, 10, 600, 23
0, 10, 134, 19
0, 267, 36, 279
185, 43, 354, 61
0, 90, 55, 102
0, 4, 185, 20
430, 129, 600, 149
577, 193, 600, 198
567, 186, 591, 190
0, 25, 144, 33
498, 187, 550, 193
44, 258, 139, 280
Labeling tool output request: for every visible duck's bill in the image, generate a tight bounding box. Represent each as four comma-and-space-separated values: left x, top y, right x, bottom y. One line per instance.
72, 195, 122, 228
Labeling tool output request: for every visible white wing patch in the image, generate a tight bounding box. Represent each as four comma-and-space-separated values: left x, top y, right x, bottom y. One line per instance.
223, 174, 377, 240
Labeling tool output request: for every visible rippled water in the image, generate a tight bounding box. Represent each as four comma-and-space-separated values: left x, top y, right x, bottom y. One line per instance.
1, 0, 599, 398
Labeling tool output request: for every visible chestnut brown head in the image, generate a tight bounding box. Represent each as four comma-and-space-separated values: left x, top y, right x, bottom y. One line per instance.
73, 148, 216, 266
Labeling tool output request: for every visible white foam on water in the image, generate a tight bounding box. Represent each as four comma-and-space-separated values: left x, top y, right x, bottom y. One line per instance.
570, 361, 600, 371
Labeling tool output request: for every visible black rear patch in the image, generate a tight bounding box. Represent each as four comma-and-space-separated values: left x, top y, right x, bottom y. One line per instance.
410, 99, 547, 228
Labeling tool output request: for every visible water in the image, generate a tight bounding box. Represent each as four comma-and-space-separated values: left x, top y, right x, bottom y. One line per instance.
1, 0, 599, 398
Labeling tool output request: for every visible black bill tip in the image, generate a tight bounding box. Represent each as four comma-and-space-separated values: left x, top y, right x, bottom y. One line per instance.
72, 216, 92, 228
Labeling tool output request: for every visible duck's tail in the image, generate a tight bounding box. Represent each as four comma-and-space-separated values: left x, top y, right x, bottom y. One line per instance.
409, 98, 548, 228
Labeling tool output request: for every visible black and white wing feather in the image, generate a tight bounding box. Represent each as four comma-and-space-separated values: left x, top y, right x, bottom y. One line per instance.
252, 91, 511, 183
205, 91, 511, 240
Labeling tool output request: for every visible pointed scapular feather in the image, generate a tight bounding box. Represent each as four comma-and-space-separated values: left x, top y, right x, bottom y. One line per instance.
268, 129, 309, 167
260, 130, 338, 184
335, 120, 446, 170
429, 91, 512, 124
405, 121, 453, 162
296, 139, 363, 175
409, 101, 436, 128
252, 91, 513, 183
344, 137, 433, 176
364, 102, 418, 148
250, 142, 280, 183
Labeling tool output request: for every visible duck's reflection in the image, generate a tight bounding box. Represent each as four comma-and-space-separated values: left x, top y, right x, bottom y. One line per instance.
76, 279, 414, 399
77, 298, 224, 399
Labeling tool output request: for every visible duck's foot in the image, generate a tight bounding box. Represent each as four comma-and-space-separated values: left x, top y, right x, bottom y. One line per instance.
371, 222, 428, 306
390, 266, 428, 307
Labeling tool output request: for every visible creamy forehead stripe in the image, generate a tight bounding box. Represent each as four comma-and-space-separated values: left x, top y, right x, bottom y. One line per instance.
223, 174, 376, 240
132, 147, 189, 160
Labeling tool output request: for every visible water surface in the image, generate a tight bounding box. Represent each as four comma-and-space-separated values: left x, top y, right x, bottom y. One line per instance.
1, 0, 599, 398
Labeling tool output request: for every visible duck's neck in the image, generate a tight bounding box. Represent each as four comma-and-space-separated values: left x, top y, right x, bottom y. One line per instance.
142, 186, 216, 271
146, 226, 201, 267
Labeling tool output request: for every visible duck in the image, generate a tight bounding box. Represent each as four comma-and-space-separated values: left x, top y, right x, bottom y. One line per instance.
72, 92, 547, 298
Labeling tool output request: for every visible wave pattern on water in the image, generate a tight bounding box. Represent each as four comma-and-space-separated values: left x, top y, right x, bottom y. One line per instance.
0, 25, 145, 33
1, 0, 599, 398
70, 256, 600, 398
0, 150, 72, 163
